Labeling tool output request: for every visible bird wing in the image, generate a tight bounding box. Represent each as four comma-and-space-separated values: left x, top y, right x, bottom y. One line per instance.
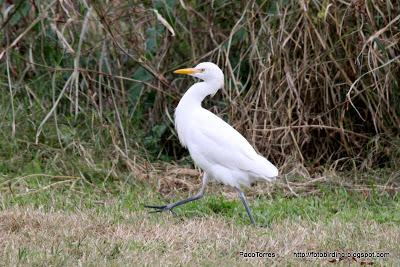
187, 108, 278, 179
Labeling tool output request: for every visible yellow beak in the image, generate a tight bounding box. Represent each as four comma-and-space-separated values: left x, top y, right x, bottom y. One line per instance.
173, 68, 200, 75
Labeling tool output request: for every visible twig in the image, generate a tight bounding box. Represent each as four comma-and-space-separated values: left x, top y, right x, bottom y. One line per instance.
256, 125, 369, 139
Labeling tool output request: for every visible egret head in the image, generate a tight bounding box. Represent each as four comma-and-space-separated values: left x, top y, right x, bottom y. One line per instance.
174, 62, 224, 90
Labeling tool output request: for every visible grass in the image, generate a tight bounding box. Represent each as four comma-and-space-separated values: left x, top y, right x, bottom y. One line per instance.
1, 177, 399, 265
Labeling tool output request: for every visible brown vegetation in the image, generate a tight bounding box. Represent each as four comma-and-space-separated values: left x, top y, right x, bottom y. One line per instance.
1, 1, 399, 176
1, 207, 399, 265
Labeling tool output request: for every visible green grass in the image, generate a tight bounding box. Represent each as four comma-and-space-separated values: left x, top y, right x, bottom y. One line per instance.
1, 178, 399, 226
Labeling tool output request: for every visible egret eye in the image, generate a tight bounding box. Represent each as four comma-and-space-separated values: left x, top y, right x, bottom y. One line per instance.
200, 68, 205, 72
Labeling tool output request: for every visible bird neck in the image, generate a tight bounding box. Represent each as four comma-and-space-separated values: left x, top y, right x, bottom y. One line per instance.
178, 81, 220, 108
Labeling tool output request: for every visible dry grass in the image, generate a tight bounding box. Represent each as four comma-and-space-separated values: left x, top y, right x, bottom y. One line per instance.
1, 207, 399, 266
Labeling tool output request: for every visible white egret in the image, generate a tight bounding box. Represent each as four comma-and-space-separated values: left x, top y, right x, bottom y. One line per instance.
145, 62, 278, 224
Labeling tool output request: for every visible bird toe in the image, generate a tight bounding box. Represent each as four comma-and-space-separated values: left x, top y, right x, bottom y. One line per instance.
144, 204, 176, 215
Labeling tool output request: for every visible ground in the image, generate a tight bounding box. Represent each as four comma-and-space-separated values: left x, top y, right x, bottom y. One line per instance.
0, 173, 399, 266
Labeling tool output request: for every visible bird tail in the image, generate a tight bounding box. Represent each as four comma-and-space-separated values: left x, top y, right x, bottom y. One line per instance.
250, 155, 279, 181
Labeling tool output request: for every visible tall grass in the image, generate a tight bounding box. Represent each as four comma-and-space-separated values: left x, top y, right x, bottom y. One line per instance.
1, 0, 399, 178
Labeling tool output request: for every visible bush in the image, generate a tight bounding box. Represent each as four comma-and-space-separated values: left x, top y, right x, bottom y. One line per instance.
1, 0, 399, 172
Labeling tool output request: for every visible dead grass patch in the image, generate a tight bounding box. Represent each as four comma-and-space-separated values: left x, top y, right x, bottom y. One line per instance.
0, 207, 398, 265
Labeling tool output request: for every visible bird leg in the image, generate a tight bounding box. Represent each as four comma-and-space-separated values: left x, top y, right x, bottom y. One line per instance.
145, 173, 208, 215
235, 187, 255, 225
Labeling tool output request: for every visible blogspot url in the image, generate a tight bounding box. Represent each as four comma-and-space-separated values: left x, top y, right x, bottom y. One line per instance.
293, 251, 390, 259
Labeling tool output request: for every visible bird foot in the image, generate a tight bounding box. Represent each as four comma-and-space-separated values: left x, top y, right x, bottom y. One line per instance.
144, 204, 177, 216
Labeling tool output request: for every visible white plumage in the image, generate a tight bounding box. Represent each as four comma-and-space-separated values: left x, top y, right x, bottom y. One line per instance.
145, 62, 278, 224
174, 62, 278, 188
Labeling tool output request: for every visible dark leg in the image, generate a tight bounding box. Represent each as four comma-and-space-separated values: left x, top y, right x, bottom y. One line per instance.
235, 187, 255, 225
145, 173, 208, 215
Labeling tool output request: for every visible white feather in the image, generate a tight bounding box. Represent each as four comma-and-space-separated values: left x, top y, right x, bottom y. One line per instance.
174, 62, 278, 188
